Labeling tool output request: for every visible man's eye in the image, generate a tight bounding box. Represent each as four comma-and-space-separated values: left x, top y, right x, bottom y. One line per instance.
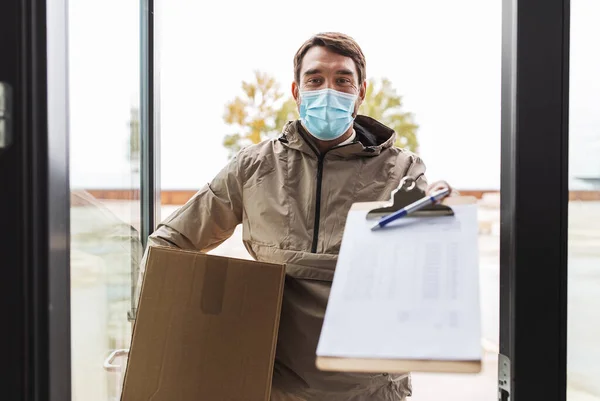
309, 78, 322, 84
337, 78, 351, 84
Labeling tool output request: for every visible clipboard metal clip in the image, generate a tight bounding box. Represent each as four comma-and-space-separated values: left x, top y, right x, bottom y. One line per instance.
366, 176, 455, 220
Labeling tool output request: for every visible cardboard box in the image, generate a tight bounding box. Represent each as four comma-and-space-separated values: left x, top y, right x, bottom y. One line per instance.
121, 246, 285, 401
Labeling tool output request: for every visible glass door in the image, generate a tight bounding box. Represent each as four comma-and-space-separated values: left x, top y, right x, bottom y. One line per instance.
157, 1, 502, 399
1, 0, 581, 400
567, 1, 600, 399
67, 0, 156, 400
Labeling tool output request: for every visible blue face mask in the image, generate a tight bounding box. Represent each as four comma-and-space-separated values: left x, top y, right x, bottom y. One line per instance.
299, 88, 358, 141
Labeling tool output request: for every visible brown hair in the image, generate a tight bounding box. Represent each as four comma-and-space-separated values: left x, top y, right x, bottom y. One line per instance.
293, 32, 366, 84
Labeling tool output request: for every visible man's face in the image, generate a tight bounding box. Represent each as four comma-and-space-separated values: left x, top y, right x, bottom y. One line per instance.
292, 46, 366, 116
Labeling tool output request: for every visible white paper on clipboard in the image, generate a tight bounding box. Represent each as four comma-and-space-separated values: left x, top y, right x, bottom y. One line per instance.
316, 200, 482, 371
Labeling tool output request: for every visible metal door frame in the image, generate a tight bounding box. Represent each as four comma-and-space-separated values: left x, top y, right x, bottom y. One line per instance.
500, 0, 570, 400
0, 0, 71, 400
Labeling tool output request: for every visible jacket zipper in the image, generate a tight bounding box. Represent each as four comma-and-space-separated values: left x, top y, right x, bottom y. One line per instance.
295, 126, 363, 253
295, 128, 327, 253
310, 142, 366, 253
312, 155, 325, 253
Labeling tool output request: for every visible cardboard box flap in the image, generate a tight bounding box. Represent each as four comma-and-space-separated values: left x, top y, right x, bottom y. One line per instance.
121, 246, 285, 401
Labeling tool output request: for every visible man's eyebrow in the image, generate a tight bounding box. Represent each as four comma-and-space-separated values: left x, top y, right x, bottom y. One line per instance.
303, 68, 355, 77
335, 68, 355, 76
303, 68, 322, 76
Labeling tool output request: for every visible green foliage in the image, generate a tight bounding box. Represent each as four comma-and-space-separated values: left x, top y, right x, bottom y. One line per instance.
359, 78, 419, 152
223, 71, 298, 158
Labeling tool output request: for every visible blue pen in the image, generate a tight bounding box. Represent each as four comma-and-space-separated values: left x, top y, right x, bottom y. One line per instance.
370, 187, 451, 231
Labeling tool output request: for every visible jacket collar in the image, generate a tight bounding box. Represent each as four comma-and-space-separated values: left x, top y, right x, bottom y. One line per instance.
278, 115, 397, 159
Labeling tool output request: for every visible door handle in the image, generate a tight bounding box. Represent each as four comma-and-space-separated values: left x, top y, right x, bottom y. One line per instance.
103, 349, 129, 372
0, 82, 13, 150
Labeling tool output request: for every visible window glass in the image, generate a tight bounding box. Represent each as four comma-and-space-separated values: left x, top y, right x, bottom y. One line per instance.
68, 1, 142, 399
568, 1, 600, 400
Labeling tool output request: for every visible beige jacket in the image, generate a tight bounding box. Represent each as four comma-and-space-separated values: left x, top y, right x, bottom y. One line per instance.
138, 115, 428, 401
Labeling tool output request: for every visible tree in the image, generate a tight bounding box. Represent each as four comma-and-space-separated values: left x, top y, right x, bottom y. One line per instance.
359, 78, 419, 152
223, 71, 298, 158
223, 73, 419, 156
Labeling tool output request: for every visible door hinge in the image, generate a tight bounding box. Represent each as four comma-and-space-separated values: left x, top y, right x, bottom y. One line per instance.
498, 353, 511, 400
0, 82, 13, 150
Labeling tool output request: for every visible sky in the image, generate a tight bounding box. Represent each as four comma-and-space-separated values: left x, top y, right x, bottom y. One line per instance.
68, 0, 600, 191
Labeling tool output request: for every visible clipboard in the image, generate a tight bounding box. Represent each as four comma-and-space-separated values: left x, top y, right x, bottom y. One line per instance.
316, 177, 482, 374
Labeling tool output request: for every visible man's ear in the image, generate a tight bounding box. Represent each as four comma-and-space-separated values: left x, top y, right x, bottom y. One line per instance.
359, 80, 367, 103
353, 80, 368, 117
291, 82, 300, 103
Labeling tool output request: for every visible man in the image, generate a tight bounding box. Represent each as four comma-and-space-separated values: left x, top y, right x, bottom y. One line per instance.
139, 32, 454, 401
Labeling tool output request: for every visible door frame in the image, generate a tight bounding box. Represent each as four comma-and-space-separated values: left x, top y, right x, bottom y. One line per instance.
0, 0, 71, 400
500, 0, 570, 400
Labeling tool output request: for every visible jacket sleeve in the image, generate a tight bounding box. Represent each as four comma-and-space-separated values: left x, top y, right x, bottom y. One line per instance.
406, 154, 429, 193
406, 155, 460, 196
134, 154, 245, 309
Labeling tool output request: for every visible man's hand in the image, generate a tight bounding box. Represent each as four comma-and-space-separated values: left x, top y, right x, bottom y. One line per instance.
426, 180, 458, 200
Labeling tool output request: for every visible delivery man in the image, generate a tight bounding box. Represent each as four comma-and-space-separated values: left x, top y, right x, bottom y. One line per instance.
138, 32, 455, 401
